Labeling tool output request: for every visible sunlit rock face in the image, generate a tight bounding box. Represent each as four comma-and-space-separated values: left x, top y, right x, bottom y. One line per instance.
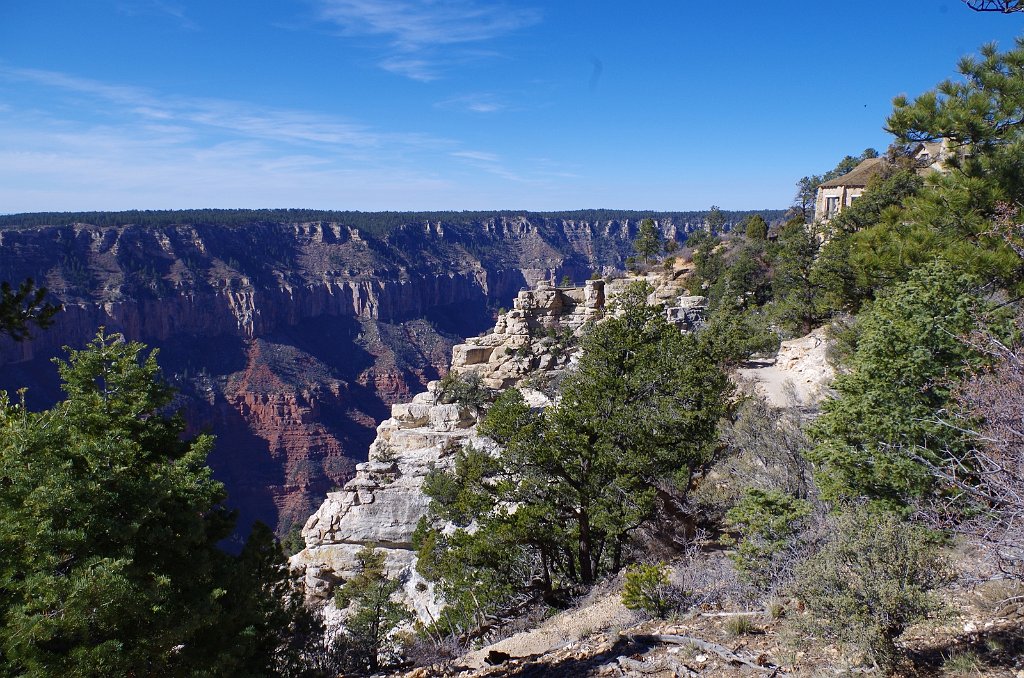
290, 281, 605, 621
292, 386, 493, 621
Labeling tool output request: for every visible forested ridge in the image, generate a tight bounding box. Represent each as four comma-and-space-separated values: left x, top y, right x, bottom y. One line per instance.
0, 208, 783, 237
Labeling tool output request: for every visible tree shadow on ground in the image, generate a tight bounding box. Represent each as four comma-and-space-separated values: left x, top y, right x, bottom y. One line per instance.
903, 623, 1024, 677
491, 635, 660, 677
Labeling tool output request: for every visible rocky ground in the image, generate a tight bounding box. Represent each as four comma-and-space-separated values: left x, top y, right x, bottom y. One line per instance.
402, 564, 1024, 678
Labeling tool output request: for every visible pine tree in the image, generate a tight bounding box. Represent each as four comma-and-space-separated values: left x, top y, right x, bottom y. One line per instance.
0, 278, 60, 342
333, 546, 411, 673
770, 220, 822, 336
744, 214, 768, 241
807, 264, 1000, 508
633, 218, 662, 264
0, 330, 307, 675
418, 283, 731, 613
705, 205, 726, 234
835, 39, 1024, 302
193, 522, 322, 677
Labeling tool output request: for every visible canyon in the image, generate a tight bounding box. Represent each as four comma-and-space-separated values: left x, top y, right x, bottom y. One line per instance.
0, 210, 779, 540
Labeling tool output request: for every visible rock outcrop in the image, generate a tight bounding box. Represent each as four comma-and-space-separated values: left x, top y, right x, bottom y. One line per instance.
452, 280, 605, 389
290, 281, 607, 619
289, 272, 839, 625
665, 295, 708, 332
292, 386, 492, 620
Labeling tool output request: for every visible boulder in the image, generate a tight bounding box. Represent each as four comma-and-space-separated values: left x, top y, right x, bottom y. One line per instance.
391, 403, 431, 427
429, 403, 475, 431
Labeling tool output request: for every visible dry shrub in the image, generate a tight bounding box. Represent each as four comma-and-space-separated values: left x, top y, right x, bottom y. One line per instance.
694, 393, 814, 524
402, 632, 469, 668
668, 531, 759, 611
946, 334, 1024, 585
792, 508, 952, 675
972, 578, 1024, 616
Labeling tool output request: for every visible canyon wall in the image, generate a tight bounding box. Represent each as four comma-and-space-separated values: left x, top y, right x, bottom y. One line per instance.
0, 213, 736, 538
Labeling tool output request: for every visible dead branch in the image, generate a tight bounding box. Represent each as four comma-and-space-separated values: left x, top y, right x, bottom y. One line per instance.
631, 633, 778, 672
963, 0, 1024, 13
616, 655, 666, 674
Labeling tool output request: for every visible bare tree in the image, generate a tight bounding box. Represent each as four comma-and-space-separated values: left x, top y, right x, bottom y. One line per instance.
917, 330, 1024, 588
962, 0, 1024, 12
953, 336, 1024, 584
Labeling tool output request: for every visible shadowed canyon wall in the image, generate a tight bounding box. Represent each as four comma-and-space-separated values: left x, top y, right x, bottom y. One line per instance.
0, 212, 777, 539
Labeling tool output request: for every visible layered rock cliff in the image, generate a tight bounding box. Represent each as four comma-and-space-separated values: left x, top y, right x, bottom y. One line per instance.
291, 281, 607, 619
0, 212, 729, 537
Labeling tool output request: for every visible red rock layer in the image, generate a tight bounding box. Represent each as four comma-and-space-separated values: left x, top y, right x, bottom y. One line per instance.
0, 216, 668, 536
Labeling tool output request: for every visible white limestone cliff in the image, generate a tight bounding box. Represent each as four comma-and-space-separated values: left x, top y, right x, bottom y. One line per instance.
289, 280, 606, 621
452, 279, 605, 389
291, 385, 490, 621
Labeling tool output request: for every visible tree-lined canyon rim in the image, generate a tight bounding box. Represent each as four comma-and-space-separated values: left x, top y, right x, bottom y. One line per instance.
1, 1, 1023, 676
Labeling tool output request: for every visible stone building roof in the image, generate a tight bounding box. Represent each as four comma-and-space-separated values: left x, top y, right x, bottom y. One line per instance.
916, 140, 945, 159
818, 157, 885, 189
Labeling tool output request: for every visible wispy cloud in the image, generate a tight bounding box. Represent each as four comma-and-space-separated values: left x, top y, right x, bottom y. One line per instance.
311, 0, 540, 79
0, 67, 477, 211
117, 0, 199, 30
0, 67, 447, 151
314, 0, 539, 48
449, 151, 578, 184
0, 128, 455, 212
450, 149, 525, 182
451, 150, 499, 163
436, 92, 508, 113
379, 56, 441, 82
0, 66, 578, 212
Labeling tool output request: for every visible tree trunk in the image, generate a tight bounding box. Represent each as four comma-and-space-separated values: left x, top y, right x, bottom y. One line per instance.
541, 549, 552, 592
579, 511, 594, 585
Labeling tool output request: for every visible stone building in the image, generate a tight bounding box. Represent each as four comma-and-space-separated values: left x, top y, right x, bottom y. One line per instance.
813, 157, 885, 222
909, 139, 951, 173
814, 140, 953, 223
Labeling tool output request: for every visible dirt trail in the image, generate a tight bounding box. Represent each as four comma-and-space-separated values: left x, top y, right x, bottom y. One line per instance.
737, 327, 834, 408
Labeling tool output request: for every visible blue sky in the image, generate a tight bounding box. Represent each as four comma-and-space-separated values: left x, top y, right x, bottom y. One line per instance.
0, 1, 1020, 213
